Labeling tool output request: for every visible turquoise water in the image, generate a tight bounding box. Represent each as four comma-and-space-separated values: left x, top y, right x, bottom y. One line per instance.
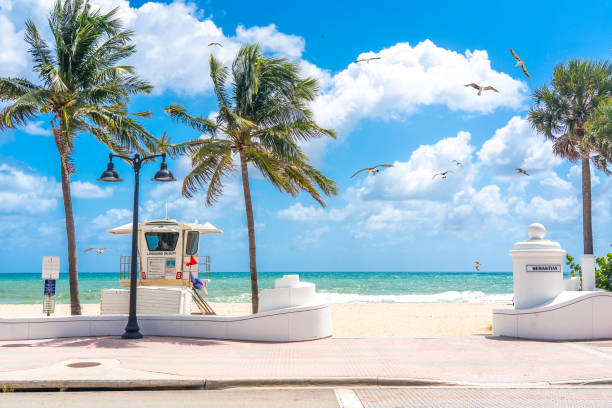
0, 272, 514, 304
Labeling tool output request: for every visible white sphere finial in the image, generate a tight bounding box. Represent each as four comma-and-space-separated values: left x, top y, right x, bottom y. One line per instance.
528, 223, 546, 240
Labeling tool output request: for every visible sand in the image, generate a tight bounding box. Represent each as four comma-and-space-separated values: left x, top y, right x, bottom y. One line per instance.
0, 302, 511, 337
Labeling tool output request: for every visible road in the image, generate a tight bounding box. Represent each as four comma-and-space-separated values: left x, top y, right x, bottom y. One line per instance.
2, 387, 612, 407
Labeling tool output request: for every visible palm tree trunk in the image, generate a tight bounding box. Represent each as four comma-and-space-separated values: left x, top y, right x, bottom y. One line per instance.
581, 157, 594, 255
239, 150, 259, 313
53, 121, 81, 316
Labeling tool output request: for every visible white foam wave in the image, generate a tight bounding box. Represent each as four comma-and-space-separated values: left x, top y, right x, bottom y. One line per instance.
316, 291, 513, 304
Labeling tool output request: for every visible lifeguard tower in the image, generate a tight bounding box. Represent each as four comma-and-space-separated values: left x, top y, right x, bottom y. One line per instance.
101, 219, 222, 315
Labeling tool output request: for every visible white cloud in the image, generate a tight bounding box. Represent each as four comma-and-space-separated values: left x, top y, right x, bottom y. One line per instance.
0, 14, 27, 76
277, 202, 346, 222
312, 40, 528, 133
477, 116, 562, 173
515, 196, 580, 223
71, 181, 113, 198
22, 121, 51, 136
0, 163, 59, 214
91, 208, 131, 230
235, 24, 304, 59
567, 165, 600, 187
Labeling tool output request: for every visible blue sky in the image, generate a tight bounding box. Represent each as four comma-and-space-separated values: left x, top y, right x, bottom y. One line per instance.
0, 0, 611, 274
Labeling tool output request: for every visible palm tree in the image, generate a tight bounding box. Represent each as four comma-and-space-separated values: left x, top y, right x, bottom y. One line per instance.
165, 44, 337, 313
0, 0, 155, 315
585, 99, 612, 166
528, 59, 612, 255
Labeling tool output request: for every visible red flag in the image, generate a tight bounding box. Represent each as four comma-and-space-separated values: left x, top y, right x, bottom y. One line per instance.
186, 255, 198, 266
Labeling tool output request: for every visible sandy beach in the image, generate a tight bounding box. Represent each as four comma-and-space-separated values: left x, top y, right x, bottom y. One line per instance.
0, 302, 511, 337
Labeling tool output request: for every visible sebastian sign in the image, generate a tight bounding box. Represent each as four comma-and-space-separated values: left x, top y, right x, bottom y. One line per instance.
526, 264, 561, 273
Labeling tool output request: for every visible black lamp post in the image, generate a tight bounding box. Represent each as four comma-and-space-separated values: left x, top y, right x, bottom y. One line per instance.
98, 152, 176, 339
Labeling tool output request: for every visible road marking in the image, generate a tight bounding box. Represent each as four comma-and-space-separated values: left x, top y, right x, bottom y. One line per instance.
334, 389, 363, 408
565, 342, 612, 361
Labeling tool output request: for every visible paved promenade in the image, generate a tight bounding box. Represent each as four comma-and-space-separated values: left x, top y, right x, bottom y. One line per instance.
1, 335, 612, 388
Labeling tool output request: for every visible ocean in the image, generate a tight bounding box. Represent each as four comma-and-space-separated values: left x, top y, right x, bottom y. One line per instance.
0, 272, 514, 304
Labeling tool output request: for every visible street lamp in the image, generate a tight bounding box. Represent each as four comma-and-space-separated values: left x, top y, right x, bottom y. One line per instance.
98, 152, 176, 339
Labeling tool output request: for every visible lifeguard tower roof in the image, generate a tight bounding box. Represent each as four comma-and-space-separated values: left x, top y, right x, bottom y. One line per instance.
107, 219, 223, 235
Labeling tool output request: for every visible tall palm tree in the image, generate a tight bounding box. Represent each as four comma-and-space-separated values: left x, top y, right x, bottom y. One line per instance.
0, 0, 155, 315
529, 59, 612, 255
165, 44, 337, 313
585, 99, 612, 165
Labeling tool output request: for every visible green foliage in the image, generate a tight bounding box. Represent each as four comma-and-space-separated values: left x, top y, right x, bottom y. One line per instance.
566, 253, 582, 278
595, 245, 612, 291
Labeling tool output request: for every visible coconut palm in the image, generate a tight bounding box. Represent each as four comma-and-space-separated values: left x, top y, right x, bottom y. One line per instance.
528, 59, 612, 255
0, 0, 155, 315
165, 44, 337, 313
585, 99, 612, 165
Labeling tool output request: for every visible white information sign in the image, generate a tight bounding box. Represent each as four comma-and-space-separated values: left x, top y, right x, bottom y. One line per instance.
526, 264, 561, 273
42, 256, 60, 279
147, 258, 166, 279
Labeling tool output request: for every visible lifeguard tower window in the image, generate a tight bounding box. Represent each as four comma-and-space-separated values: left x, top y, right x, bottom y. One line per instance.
145, 232, 179, 252
185, 231, 199, 255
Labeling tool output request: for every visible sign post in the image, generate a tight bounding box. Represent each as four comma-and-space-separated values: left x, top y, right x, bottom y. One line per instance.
42, 256, 60, 316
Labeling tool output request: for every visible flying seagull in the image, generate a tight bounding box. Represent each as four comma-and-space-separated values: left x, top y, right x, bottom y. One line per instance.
433, 170, 454, 179
355, 57, 381, 63
452, 160, 463, 167
208, 42, 222, 47
510, 48, 530, 77
515, 168, 530, 176
475, 261, 482, 272
464, 83, 499, 96
83, 247, 114, 255
351, 164, 393, 178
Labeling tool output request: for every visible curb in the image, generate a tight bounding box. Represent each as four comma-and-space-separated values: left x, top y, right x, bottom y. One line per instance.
0, 379, 206, 391
204, 377, 461, 390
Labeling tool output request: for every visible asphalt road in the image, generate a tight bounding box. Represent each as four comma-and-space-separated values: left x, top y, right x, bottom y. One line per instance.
2, 388, 612, 407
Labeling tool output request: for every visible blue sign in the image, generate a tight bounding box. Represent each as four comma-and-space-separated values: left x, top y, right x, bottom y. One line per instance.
44, 279, 56, 296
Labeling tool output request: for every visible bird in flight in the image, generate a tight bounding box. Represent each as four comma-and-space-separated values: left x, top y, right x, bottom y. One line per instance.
208, 42, 222, 47
510, 49, 530, 77
452, 160, 463, 167
351, 164, 393, 178
433, 170, 454, 179
515, 168, 530, 176
355, 57, 381, 63
83, 247, 114, 255
464, 83, 499, 96
475, 261, 482, 272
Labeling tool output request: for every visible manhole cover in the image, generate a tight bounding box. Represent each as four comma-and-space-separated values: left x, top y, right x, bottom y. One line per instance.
67, 362, 101, 368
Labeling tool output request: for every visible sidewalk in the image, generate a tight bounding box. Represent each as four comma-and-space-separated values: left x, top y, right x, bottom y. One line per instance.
1, 335, 612, 389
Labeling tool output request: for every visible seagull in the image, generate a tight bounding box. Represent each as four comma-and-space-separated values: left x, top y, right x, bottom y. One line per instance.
351, 164, 393, 178
208, 42, 222, 47
464, 83, 499, 96
515, 168, 530, 176
475, 261, 482, 272
433, 170, 454, 179
452, 160, 463, 167
355, 57, 381, 63
83, 247, 114, 255
510, 48, 530, 77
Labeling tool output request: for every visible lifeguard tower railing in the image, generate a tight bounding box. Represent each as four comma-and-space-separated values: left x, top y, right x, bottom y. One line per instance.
119, 255, 211, 282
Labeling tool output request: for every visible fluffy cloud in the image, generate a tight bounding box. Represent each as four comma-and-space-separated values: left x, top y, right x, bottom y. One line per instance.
22, 121, 51, 136
71, 181, 113, 198
0, 163, 59, 214
91, 208, 132, 230
235, 24, 304, 59
279, 116, 587, 240
0, 14, 27, 76
477, 116, 562, 174
312, 40, 528, 132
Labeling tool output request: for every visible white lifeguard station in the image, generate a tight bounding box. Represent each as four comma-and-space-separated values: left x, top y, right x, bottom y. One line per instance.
101, 219, 222, 315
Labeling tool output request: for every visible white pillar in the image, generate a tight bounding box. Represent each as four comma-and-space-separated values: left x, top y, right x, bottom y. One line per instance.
581, 254, 596, 291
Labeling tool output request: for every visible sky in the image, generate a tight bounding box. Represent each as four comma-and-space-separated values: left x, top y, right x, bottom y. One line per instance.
0, 0, 611, 274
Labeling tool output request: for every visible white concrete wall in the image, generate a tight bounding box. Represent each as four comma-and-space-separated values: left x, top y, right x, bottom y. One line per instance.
0, 303, 332, 342
493, 292, 612, 340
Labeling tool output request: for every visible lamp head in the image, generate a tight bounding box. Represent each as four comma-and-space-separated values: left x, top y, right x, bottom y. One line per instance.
98, 157, 122, 182
152, 154, 176, 182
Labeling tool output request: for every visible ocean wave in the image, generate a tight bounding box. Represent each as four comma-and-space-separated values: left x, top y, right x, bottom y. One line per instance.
315, 291, 514, 303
